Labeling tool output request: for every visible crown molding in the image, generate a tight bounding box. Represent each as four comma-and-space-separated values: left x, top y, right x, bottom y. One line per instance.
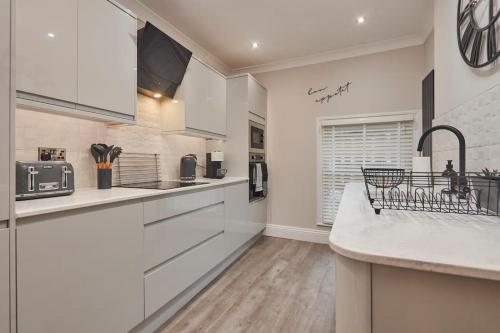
231, 34, 426, 75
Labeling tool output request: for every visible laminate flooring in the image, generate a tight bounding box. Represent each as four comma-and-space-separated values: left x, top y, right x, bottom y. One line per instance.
159, 236, 335, 333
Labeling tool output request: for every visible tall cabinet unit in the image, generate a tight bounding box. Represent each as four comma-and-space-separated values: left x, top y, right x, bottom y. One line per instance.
16, 0, 137, 122
0, 0, 11, 332
225, 74, 268, 252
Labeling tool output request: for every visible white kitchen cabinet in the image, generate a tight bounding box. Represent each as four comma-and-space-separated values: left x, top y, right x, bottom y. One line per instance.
224, 182, 265, 255
78, 0, 137, 117
144, 233, 225, 318
144, 203, 225, 271
248, 76, 267, 119
0, 229, 9, 333
16, 0, 137, 122
161, 57, 227, 139
0, 0, 10, 221
143, 187, 224, 225
16, 0, 78, 103
17, 203, 145, 333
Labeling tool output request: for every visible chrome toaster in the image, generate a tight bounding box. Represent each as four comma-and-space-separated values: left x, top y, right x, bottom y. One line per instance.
16, 161, 75, 200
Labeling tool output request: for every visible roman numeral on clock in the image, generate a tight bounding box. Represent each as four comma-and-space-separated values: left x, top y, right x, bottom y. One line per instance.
457, 0, 500, 68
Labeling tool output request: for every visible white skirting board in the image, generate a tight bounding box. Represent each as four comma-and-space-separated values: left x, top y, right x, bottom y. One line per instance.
264, 224, 330, 244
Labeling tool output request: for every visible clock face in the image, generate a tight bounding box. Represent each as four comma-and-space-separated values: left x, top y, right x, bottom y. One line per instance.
457, 0, 500, 68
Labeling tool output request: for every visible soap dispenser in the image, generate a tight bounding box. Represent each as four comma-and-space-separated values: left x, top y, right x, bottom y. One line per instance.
442, 160, 458, 194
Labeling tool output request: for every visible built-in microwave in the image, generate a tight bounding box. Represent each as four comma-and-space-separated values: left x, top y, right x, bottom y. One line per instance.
249, 121, 265, 153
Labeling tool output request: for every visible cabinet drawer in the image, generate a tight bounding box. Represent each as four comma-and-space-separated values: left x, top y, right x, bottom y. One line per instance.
144, 203, 224, 271
144, 233, 225, 318
143, 188, 224, 224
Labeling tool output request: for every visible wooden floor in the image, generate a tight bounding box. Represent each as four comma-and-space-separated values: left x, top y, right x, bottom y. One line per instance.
159, 236, 336, 333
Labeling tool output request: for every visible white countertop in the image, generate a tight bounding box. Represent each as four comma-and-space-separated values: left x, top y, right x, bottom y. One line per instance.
16, 177, 248, 219
330, 183, 500, 281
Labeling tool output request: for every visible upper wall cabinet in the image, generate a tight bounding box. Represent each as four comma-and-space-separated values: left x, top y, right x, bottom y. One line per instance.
16, 0, 78, 103
248, 76, 267, 120
16, 0, 137, 123
161, 58, 227, 139
78, 0, 136, 117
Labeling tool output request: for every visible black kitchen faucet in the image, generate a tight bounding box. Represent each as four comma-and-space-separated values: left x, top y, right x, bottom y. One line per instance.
417, 125, 467, 196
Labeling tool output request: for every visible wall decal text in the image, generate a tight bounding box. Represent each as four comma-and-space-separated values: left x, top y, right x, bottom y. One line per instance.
307, 86, 328, 95
312, 82, 352, 104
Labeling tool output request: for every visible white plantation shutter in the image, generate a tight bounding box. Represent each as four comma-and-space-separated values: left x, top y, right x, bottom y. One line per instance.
320, 120, 414, 225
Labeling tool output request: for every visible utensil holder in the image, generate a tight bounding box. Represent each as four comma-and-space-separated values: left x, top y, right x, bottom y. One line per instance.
97, 169, 112, 189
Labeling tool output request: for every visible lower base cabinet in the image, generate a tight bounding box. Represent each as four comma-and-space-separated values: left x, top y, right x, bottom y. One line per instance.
16, 203, 145, 333
144, 233, 225, 317
0, 228, 9, 333
225, 182, 266, 256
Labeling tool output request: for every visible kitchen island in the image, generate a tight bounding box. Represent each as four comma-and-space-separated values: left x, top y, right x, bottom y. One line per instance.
330, 183, 500, 333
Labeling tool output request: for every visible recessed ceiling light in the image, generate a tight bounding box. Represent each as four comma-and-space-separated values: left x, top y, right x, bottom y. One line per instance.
153, 93, 162, 99
356, 16, 366, 24
172, 99, 179, 104
47, 32, 55, 38
251, 42, 259, 49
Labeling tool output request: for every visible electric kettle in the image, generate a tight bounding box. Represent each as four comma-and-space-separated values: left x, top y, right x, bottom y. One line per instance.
180, 154, 197, 183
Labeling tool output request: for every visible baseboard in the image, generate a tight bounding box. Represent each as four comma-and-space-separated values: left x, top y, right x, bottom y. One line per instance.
264, 224, 331, 244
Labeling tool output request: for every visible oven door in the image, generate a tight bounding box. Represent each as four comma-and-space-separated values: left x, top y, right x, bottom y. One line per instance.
249, 122, 265, 152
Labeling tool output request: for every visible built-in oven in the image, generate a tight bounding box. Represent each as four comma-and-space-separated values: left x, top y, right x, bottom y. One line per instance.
249, 153, 267, 202
249, 121, 265, 153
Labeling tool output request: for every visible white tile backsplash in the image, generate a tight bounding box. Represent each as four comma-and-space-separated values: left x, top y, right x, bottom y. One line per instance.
16, 94, 207, 188
433, 83, 500, 172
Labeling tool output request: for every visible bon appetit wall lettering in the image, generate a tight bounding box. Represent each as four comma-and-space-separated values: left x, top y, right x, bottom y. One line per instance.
307, 82, 352, 104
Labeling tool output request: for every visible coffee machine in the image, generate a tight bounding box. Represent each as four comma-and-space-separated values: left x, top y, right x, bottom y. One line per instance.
205, 151, 227, 179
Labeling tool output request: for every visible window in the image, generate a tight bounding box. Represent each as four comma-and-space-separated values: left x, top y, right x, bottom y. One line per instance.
318, 112, 415, 225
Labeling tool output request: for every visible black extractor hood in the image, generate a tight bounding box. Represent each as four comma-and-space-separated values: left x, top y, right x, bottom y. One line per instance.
137, 22, 192, 99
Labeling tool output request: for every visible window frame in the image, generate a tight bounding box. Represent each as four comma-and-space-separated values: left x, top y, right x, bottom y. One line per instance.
316, 110, 419, 227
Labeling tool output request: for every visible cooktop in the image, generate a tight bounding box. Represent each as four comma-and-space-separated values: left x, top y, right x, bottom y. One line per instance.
116, 181, 209, 190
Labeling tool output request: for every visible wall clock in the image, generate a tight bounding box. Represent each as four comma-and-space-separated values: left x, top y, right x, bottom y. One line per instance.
457, 0, 500, 68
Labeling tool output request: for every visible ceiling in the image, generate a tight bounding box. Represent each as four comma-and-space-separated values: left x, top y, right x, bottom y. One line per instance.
140, 0, 434, 71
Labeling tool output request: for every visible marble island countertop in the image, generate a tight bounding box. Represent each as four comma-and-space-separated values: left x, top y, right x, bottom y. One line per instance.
16, 177, 248, 219
330, 183, 500, 281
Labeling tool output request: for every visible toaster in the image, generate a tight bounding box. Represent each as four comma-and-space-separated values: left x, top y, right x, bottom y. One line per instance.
16, 161, 75, 200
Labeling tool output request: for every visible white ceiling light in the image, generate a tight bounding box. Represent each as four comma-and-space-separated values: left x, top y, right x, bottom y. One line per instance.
153, 93, 162, 99
356, 16, 366, 24
47, 32, 55, 38
251, 42, 259, 49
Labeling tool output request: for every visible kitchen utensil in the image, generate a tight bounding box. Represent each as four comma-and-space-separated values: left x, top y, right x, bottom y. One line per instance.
110, 147, 122, 163
90, 144, 101, 164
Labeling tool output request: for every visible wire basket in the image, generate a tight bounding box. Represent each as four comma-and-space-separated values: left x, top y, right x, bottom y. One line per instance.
362, 168, 500, 216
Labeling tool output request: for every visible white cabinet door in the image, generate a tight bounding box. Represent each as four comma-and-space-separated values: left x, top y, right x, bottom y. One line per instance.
0, 0, 10, 221
78, 0, 137, 117
17, 203, 144, 333
248, 77, 267, 119
16, 0, 77, 102
0, 229, 9, 333
184, 58, 227, 136
224, 182, 256, 256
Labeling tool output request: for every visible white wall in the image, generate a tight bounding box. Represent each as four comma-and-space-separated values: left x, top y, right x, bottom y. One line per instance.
424, 30, 434, 75
255, 46, 425, 230
432, 0, 500, 172
16, 95, 206, 188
